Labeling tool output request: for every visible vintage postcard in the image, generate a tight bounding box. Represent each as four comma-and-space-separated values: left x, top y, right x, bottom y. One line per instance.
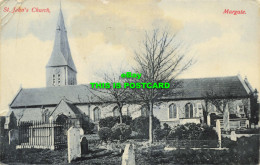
0, 0, 259, 164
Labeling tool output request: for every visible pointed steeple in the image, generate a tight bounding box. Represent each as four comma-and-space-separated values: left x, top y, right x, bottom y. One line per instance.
46, 7, 77, 72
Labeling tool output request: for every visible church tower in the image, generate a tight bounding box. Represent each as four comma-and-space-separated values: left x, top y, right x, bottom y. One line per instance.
46, 7, 77, 87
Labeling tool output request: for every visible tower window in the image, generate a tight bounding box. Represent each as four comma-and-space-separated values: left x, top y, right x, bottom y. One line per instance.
53, 75, 56, 85
58, 74, 61, 85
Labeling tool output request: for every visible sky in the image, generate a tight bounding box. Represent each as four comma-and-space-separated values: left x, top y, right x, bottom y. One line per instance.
0, 0, 259, 113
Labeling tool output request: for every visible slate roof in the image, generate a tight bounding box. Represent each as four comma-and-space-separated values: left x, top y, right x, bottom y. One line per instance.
10, 75, 252, 108
46, 8, 77, 72
164, 75, 252, 100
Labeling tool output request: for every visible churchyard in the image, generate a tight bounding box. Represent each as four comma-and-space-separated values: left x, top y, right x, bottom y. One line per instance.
0, 115, 259, 164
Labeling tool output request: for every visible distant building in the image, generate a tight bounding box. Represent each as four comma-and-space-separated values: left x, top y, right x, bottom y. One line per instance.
4, 8, 258, 130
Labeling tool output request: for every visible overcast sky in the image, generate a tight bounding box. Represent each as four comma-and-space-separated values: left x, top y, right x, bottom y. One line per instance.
0, 0, 259, 112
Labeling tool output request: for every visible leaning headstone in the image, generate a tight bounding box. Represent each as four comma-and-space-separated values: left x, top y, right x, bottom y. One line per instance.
68, 126, 81, 163
8, 129, 19, 145
122, 144, 135, 165
216, 120, 221, 148
81, 137, 88, 155
207, 115, 211, 126
223, 108, 230, 131
231, 131, 237, 141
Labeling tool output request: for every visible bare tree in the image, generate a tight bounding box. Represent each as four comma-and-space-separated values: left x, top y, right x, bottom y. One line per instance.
87, 71, 131, 124
203, 88, 237, 130
131, 29, 193, 143
204, 88, 236, 114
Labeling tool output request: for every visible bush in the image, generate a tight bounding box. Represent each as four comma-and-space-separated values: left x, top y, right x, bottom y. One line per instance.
167, 123, 217, 140
98, 127, 112, 142
99, 115, 132, 128
131, 116, 160, 139
111, 123, 132, 141
199, 125, 218, 140
81, 118, 95, 134
154, 128, 168, 141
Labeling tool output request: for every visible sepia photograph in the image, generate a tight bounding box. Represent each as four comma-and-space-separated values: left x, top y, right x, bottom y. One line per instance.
0, 0, 259, 164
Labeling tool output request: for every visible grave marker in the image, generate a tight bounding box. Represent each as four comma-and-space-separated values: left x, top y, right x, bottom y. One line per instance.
216, 119, 221, 148
8, 129, 18, 145
231, 131, 237, 141
122, 143, 135, 165
68, 126, 81, 163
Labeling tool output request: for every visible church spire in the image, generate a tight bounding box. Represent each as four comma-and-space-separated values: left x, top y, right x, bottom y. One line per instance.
46, 7, 77, 72
46, 6, 77, 87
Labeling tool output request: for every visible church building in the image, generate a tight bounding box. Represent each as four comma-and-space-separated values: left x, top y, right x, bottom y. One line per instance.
4, 8, 258, 130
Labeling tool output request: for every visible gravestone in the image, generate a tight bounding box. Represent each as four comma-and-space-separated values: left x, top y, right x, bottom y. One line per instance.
80, 137, 88, 155
8, 129, 19, 145
79, 128, 84, 136
68, 126, 81, 163
122, 143, 135, 165
231, 131, 237, 141
207, 115, 211, 126
223, 108, 229, 131
246, 120, 249, 128
216, 119, 221, 148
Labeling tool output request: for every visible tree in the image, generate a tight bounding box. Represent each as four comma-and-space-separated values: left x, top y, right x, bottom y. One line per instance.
131, 29, 193, 143
87, 71, 131, 124
204, 88, 236, 130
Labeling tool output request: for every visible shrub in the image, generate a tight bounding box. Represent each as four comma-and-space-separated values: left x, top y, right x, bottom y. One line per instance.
167, 123, 217, 140
111, 123, 132, 141
131, 116, 160, 139
154, 127, 168, 141
99, 115, 132, 128
81, 118, 95, 134
98, 127, 112, 142
199, 124, 218, 140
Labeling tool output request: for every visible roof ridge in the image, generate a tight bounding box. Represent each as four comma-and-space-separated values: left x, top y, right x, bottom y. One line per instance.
177, 75, 238, 80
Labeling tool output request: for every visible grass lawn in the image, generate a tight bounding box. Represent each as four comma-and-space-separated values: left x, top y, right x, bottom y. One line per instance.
135, 135, 259, 164
1, 135, 259, 164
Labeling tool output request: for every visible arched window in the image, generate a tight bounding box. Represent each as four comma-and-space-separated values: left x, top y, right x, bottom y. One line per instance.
141, 106, 148, 117
93, 107, 101, 122
169, 104, 177, 119
185, 103, 193, 118
113, 106, 120, 117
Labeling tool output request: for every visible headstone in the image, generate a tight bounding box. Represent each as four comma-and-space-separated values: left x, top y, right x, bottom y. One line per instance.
8, 129, 19, 145
231, 131, 237, 141
251, 123, 255, 129
81, 137, 88, 155
223, 108, 230, 131
207, 115, 211, 126
79, 128, 84, 136
122, 144, 135, 165
216, 120, 221, 148
68, 126, 81, 163
246, 120, 249, 128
